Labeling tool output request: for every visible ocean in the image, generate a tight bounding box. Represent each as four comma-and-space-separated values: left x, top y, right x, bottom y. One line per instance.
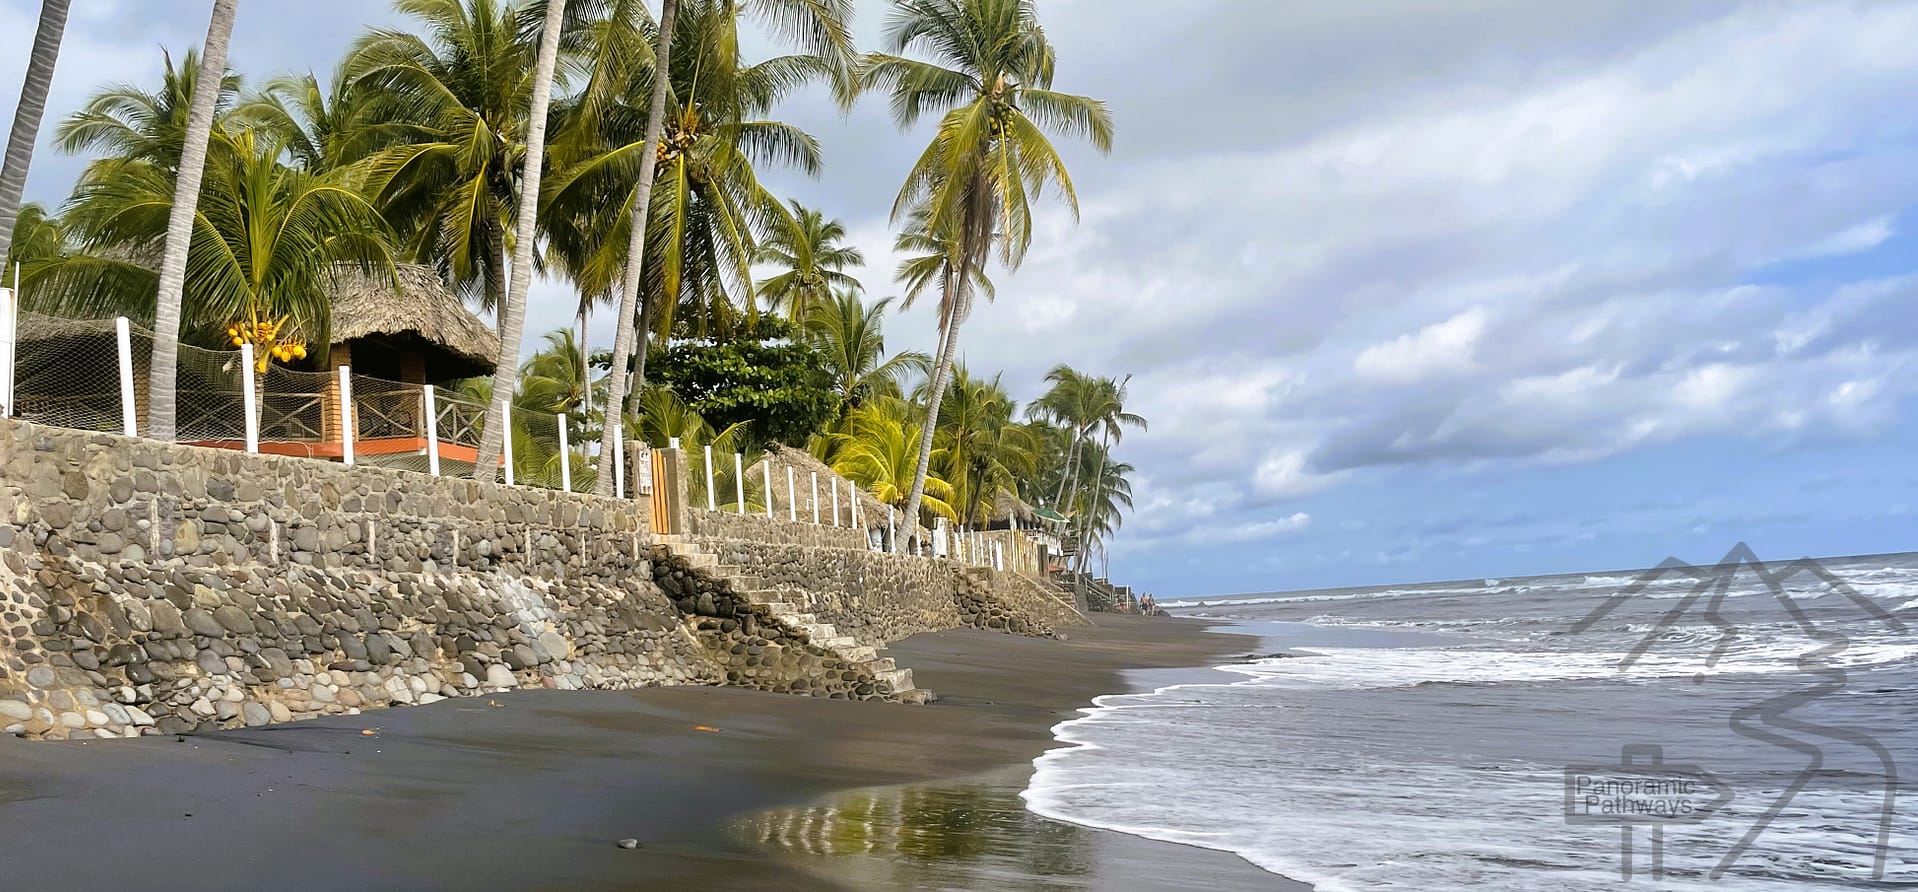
1022, 549, 1918, 890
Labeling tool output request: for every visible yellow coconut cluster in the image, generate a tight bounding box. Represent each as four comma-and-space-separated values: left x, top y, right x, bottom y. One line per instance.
226, 317, 308, 373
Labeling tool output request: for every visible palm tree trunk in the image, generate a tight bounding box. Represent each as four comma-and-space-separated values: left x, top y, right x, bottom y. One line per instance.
595, 0, 679, 495
148, 0, 239, 442
897, 264, 968, 546
0, 0, 69, 266
489, 231, 507, 329
471, 0, 567, 479
1073, 431, 1112, 573
1054, 428, 1082, 507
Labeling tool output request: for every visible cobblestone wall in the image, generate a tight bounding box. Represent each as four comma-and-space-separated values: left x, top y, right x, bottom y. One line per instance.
0, 424, 870, 740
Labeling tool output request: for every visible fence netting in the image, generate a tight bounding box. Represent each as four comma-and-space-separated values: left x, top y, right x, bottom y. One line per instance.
6, 310, 602, 497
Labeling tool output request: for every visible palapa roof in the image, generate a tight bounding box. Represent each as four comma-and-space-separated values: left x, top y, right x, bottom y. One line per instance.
328, 263, 497, 378
990, 490, 1038, 525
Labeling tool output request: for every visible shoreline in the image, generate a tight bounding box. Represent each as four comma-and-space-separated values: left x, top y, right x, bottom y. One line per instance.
0, 614, 1303, 890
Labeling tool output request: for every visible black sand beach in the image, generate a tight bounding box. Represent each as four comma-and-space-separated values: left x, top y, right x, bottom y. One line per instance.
0, 615, 1301, 890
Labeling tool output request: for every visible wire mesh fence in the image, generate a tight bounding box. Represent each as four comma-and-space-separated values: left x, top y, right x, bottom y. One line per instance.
5, 309, 606, 497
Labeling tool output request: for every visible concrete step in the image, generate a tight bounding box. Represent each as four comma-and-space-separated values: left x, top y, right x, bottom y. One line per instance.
866, 657, 896, 672
807, 623, 839, 638
897, 688, 936, 705
837, 645, 877, 662
874, 667, 914, 692
764, 603, 808, 617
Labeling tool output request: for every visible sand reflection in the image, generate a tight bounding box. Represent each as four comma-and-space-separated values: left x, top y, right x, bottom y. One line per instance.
736, 773, 1096, 888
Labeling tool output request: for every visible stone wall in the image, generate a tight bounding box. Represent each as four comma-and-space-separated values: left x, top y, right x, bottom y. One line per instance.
689, 532, 963, 644
0, 424, 896, 740
649, 545, 913, 700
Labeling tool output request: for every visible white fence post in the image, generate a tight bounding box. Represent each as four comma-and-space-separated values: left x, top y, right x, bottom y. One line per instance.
810, 473, 819, 524
704, 445, 716, 510
613, 425, 625, 498
888, 506, 896, 554
786, 466, 796, 522
239, 343, 258, 454
337, 365, 355, 466
763, 460, 774, 519
115, 317, 137, 437
831, 480, 839, 527
849, 481, 859, 530
501, 400, 514, 485
0, 285, 14, 417
423, 385, 441, 476
557, 412, 571, 491
734, 452, 745, 515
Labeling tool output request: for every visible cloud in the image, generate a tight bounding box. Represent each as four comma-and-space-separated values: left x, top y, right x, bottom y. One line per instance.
1213, 513, 1312, 543
1353, 307, 1487, 382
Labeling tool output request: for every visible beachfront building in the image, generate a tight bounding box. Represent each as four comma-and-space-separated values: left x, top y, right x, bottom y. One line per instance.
11, 263, 496, 472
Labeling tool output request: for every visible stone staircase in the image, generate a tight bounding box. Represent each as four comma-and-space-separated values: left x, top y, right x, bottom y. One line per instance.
654, 535, 932, 703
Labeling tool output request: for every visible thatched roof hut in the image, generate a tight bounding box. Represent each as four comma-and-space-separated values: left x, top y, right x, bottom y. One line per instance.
327, 264, 496, 383
990, 489, 1038, 527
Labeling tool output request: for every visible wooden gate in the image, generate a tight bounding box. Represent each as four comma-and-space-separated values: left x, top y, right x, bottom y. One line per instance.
648, 449, 674, 534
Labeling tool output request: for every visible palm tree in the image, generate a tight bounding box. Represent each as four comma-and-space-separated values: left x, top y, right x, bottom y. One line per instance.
801, 288, 925, 420
234, 67, 367, 174
0, 0, 71, 268
755, 200, 864, 318
559, 0, 852, 493
822, 397, 955, 518
516, 327, 599, 417
590, 0, 677, 495
36, 126, 393, 351
344, 0, 538, 319
928, 367, 1035, 526
149, 0, 242, 441
53, 48, 242, 172
862, 0, 1113, 538
470, 0, 568, 481
2, 203, 64, 274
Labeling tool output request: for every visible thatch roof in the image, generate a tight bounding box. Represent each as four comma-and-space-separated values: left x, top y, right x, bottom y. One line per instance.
990, 489, 1038, 525
329, 264, 496, 377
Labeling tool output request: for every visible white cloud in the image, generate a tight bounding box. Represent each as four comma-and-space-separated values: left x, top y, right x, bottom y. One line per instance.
1353, 308, 1488, 382
1211, 513, 1312, 543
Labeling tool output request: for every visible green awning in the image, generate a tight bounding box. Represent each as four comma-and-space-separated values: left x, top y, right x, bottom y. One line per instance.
1033, 507, 1069, 523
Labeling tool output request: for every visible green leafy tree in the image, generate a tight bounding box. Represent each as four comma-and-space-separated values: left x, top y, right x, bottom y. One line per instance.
861, 0, 1113, 535
648, 321, 837, 448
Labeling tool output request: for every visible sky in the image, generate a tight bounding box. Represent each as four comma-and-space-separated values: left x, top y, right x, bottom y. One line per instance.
4, 0, 1918, 596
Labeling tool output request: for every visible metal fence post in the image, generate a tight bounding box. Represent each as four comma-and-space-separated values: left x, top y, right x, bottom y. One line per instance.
337, 365, 355, 465
734, 452, 745, 515
239, 343, 259, 453
557, 412, 571, 491
115, 317, 137, 437
423, 384, 441, 476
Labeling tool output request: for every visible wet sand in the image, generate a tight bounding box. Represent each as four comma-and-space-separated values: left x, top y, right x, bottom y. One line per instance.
0, 615, 1302, 890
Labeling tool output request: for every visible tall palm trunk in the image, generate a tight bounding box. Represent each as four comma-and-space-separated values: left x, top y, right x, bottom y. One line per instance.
472, 0, 567, 479
596, 0, 679, 495
898, 260, 969, 544
1054, 427, 1083, 507
148, 0, 239, 442
0, 0, 69, 265
1073, 430, 1112, 573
